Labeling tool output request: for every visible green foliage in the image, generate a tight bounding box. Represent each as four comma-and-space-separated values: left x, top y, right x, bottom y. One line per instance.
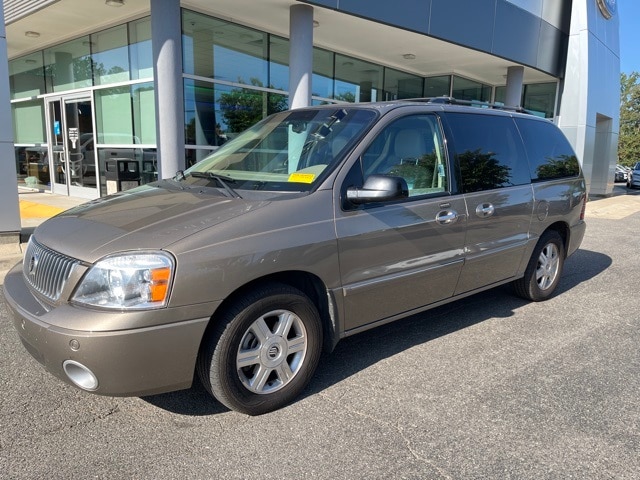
218, 78, 288, 133
619, 72, 640, 167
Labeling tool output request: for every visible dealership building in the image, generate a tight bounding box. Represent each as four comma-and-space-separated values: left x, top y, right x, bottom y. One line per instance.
0, 0, 620, 242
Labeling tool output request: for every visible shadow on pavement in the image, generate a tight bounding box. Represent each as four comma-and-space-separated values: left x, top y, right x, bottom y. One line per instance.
141, 248, 611, 416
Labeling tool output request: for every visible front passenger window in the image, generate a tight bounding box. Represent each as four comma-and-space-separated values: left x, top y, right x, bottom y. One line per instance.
361, 115, 448, 197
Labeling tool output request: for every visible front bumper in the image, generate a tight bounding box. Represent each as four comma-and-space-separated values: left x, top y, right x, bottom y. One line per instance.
3, 261, 213, 397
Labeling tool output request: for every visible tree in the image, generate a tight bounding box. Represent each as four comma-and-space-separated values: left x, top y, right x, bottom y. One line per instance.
218, 78, 287, 133
619, 72, 640, 167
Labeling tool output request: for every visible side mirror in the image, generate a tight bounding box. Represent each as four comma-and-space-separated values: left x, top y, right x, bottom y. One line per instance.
346, 174, 409, 205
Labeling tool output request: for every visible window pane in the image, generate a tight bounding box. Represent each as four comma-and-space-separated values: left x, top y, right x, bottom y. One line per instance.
424, 75, 451, 98
269, 35, 289, 91
132, 82, 156, 144
313, 47, 334, 99
44, 37, 92, 92
335, 54, 383, 103
383, 68, 423, 100
185, 79, 288, 148
9, 53, 46, 99
182, 10, 268, 85
362, 114, 448, 197
494, 86, 506, 104
515, 117, 579, 181
12, 100, 46, 143
92, 24, 130, 85
452, 76, 491, 102
523, 82, 557, 118
445, 112, 529, 192
95, 86, 134, 143
129, 17, 153, 80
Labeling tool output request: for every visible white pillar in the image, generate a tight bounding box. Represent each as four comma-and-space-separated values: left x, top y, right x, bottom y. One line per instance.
151, 0, 185, 178
0, 1, 21, 246
505, 66, 524, 108
289, 4, 314, 110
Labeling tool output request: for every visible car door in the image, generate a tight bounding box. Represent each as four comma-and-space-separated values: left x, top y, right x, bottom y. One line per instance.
334, 113, 468, 332
441, 111, 534, 295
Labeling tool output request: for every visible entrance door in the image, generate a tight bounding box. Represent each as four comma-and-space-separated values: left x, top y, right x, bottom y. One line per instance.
47, 96, 98, 198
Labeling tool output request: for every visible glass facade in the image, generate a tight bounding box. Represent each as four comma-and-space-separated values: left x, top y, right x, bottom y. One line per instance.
495, 82, 557, 118
8, 7, 559, 195
9, 17, 155, 194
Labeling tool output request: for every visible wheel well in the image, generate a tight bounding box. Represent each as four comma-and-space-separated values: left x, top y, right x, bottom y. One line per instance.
545, 222, 569, 256
200, 271, 337, 355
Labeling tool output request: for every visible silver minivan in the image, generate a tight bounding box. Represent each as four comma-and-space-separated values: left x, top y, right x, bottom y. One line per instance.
4, 99, 587, 415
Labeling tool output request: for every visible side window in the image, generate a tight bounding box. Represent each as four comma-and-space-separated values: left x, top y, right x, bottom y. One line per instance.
514, 118, 580, 182
445, 112, 530, 193
361, 114, 448, 197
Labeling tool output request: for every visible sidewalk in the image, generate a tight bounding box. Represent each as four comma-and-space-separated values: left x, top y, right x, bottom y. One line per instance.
0, 190, 87, 261
17, 190, 87, 229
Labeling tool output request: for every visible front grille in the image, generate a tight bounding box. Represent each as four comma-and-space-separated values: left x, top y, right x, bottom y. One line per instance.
23, 238, 80, 302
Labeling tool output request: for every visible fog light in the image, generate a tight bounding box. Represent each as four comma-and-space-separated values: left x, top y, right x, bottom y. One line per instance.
63, 360, 99, 391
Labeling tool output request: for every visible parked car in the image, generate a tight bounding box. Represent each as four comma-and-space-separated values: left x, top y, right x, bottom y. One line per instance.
627, 162, 640, 189
615, 164, 629, 182
4, 98, 587, 415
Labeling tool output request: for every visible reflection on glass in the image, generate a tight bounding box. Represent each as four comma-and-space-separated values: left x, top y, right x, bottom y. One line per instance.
335, 54, 383, 102
523, 82, 557, 118
424, 75, 451, 98
452, 75, 491, 102
129, 17, 153, 80
92, 24, 130, 85
9, 53, 46, 99
182, 10, 268, 85
185, 79, 288, 147
384, 68, 423, 100
44, 37, 92, 92
313, 47, 334, 99
269, 35, 289, 91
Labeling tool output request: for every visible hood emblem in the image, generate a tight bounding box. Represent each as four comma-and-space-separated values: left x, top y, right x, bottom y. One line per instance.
28, 252, 39, 276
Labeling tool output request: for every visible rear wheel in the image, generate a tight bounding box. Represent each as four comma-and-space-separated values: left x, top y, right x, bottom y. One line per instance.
198, 283, 323, 415
514, 230, 565, 301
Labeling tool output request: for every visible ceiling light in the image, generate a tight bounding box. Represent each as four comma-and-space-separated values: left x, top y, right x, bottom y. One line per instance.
25, 59, 37, 64
403, 53, 416, 60
25, 31, 40, 38
105, 0, 124, 6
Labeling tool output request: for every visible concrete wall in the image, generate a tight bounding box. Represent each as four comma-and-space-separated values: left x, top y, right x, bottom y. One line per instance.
558, 0, 620, 196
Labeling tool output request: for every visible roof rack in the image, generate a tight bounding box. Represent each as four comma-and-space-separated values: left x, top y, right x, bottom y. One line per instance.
404, 96, 534, 115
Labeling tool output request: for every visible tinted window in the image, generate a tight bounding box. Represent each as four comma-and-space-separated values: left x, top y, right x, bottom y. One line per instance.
446, 112, 530, 193
515, 118, 580, 181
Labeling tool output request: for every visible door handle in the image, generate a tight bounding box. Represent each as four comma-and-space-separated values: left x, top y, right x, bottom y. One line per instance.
475, 203, 495, 218
436, 210, 458, 225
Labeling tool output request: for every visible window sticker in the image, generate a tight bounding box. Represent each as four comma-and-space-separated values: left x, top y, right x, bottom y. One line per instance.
288, 172, 315, 184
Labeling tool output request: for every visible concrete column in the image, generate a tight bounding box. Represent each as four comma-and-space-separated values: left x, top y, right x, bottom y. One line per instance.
288, 4, 314, 109
0, 1, 22, 248
505, 66, 524, 108
151, 0, 185, 178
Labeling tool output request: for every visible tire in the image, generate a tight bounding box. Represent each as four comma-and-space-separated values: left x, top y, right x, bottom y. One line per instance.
197, 283, 323, 415
513, 230, 565, 302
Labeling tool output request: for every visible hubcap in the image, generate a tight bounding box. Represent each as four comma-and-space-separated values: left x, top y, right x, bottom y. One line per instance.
536, 242, 560, 291
236, 309, 307, 394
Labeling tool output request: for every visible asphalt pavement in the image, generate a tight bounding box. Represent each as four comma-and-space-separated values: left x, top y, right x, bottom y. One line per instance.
1, 186, 639, 479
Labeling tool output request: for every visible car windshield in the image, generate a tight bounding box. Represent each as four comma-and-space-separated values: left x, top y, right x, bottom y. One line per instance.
180, 107, 377, 192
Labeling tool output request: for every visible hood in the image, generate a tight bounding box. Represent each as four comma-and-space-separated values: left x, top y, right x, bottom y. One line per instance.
33, 183, 270, 262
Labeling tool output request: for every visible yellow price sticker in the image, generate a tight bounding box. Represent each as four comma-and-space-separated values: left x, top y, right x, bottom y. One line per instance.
288, 172, 316, 184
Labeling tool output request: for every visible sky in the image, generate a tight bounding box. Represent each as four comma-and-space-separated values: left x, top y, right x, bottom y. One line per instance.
619, 0, 640, 74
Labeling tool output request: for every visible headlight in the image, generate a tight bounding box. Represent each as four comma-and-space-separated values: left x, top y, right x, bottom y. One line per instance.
72, 252, 174, 309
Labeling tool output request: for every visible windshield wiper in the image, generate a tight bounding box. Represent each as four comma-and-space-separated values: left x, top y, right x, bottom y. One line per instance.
189, 172, 242, 198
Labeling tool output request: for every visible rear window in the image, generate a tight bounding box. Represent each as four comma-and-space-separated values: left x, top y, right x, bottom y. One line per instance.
515, 118, 580, 182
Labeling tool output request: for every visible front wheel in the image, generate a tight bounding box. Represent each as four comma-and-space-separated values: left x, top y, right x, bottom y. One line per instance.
198, 283, 323, 415
513, 230, 565, 301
